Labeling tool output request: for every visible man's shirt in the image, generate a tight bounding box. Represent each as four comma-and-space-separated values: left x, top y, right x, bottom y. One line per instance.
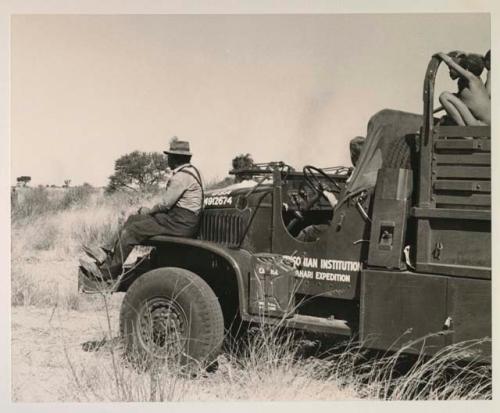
151, 164, 203, 215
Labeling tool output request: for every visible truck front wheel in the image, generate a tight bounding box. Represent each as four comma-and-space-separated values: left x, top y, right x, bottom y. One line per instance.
119, 267, 224, 367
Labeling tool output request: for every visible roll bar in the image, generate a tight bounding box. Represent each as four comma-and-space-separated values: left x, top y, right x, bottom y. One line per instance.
418, 55, 442, 207
422, 55, 442, 145
418, 54, 491, 208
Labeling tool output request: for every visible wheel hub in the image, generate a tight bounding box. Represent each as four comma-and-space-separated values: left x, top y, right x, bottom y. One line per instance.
137, 297, 188, 357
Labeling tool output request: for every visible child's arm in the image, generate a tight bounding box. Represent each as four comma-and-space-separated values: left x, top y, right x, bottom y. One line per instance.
485, 71, 491, 97
436, 52, 475, 81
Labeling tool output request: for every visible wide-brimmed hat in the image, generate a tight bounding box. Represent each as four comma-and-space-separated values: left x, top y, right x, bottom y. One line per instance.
164, 139, 192, 156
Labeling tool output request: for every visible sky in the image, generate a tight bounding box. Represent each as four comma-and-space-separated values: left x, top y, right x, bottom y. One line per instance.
11, 14, 490, 187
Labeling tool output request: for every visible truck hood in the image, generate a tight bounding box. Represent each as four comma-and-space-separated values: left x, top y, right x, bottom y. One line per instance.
204, 179, 273, 209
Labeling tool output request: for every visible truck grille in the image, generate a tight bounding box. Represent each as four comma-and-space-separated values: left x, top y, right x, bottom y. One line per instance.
198, 211, 249, 247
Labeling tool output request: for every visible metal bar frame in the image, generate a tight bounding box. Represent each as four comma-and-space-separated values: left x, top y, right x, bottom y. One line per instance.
416, 56, 491, 277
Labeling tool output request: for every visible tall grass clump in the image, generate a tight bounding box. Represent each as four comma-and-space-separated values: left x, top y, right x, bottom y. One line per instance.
59, 184, 95, 210
11, 187, 156, 254
353, 337, 491, 400
211, 325, 354, 400
11, 185, 96, 221
11, 186, 54, 220
11, 265, 58, 307
11, 187, 163, 309
30, 218, 60, 250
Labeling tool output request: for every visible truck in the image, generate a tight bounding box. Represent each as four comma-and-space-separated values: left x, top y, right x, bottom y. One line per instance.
79, 53, 491, 364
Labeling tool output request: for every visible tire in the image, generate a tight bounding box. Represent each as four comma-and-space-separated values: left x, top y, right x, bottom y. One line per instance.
384, 133, 419, 170
119, 267, 224, 368
384, 133, 420, 205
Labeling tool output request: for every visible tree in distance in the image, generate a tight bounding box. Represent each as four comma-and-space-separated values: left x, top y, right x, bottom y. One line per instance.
63, 179, 72, 188
16, 176, 31, 187
106, 151, 168, 193
231, 153, 255, 182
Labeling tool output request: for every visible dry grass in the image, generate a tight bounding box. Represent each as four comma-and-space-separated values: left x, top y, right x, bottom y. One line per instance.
10, 188, 161, 309
61, 301, 359, 402
10, 187, 491, 402
61, 299, 491, 402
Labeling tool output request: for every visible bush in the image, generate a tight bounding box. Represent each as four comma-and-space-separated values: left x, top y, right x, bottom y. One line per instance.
11, 265, 58, 307
69, 208, 122, 252
31, 220, 60, 250
11, 185, 97, 221
60, 184, 95, 209
12, 186, 52, 220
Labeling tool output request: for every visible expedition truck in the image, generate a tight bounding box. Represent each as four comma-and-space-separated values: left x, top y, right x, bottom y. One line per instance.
79, 54, 491, 363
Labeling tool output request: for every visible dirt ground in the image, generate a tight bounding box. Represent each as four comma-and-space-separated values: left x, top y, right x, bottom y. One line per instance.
11, 296, 124, 402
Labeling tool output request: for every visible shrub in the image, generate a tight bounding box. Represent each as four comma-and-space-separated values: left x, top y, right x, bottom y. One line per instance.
12, 186, 52, 219
31, 219, 60, 250
11, 266, 58, 307
69, 208, 122, 252
60, 184, 95, 209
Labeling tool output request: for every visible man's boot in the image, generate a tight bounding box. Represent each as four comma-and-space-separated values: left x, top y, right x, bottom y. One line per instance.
82, 245, 109, 265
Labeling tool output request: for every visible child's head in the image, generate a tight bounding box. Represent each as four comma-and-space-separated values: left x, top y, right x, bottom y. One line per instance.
484, 50, 491, 71
448, 50, 466, 59
462, 53, 485, 76
447, 50, 466, 79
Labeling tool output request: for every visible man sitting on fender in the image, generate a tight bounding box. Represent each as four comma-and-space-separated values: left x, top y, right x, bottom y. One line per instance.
83, 139, 203, 279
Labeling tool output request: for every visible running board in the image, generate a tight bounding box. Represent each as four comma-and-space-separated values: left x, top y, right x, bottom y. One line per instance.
244, 313, 352, 336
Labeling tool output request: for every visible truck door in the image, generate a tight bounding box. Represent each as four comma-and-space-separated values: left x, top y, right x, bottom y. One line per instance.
271, 170, 369, 301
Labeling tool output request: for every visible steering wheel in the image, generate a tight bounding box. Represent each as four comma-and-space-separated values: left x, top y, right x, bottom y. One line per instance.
286, 166, 341, 234
303, 165, 342, 195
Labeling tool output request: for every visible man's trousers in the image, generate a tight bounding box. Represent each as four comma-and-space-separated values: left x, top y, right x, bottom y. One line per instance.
102, 206, 199, 278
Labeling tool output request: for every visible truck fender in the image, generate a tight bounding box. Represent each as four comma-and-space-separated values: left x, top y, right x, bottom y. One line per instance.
130, 236, 254, 317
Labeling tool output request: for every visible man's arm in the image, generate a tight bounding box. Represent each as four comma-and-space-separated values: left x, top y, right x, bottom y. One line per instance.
149, 174, 187, 214
436, 52, 475, 81
322, 190, 338, 209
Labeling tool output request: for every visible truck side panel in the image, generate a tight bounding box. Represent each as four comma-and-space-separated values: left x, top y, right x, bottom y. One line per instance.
446, 277, 491, 350
360, 269, 447, 354
360, 269, 491, 357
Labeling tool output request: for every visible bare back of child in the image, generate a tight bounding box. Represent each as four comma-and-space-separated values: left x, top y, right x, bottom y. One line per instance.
438, 52, 490, 126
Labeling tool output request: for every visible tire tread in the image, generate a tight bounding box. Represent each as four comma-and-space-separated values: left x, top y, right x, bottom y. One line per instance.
119, 267, 224, 364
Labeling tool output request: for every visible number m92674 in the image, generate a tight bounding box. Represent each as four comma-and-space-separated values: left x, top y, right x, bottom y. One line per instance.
204, 196, 233, 207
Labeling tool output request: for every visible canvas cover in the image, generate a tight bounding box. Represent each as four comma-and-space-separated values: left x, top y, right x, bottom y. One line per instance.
346, 109, 423, 194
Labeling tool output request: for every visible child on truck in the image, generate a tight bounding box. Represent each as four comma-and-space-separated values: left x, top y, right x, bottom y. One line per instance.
484, 50, 491, 98
437, 51, 491, 126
